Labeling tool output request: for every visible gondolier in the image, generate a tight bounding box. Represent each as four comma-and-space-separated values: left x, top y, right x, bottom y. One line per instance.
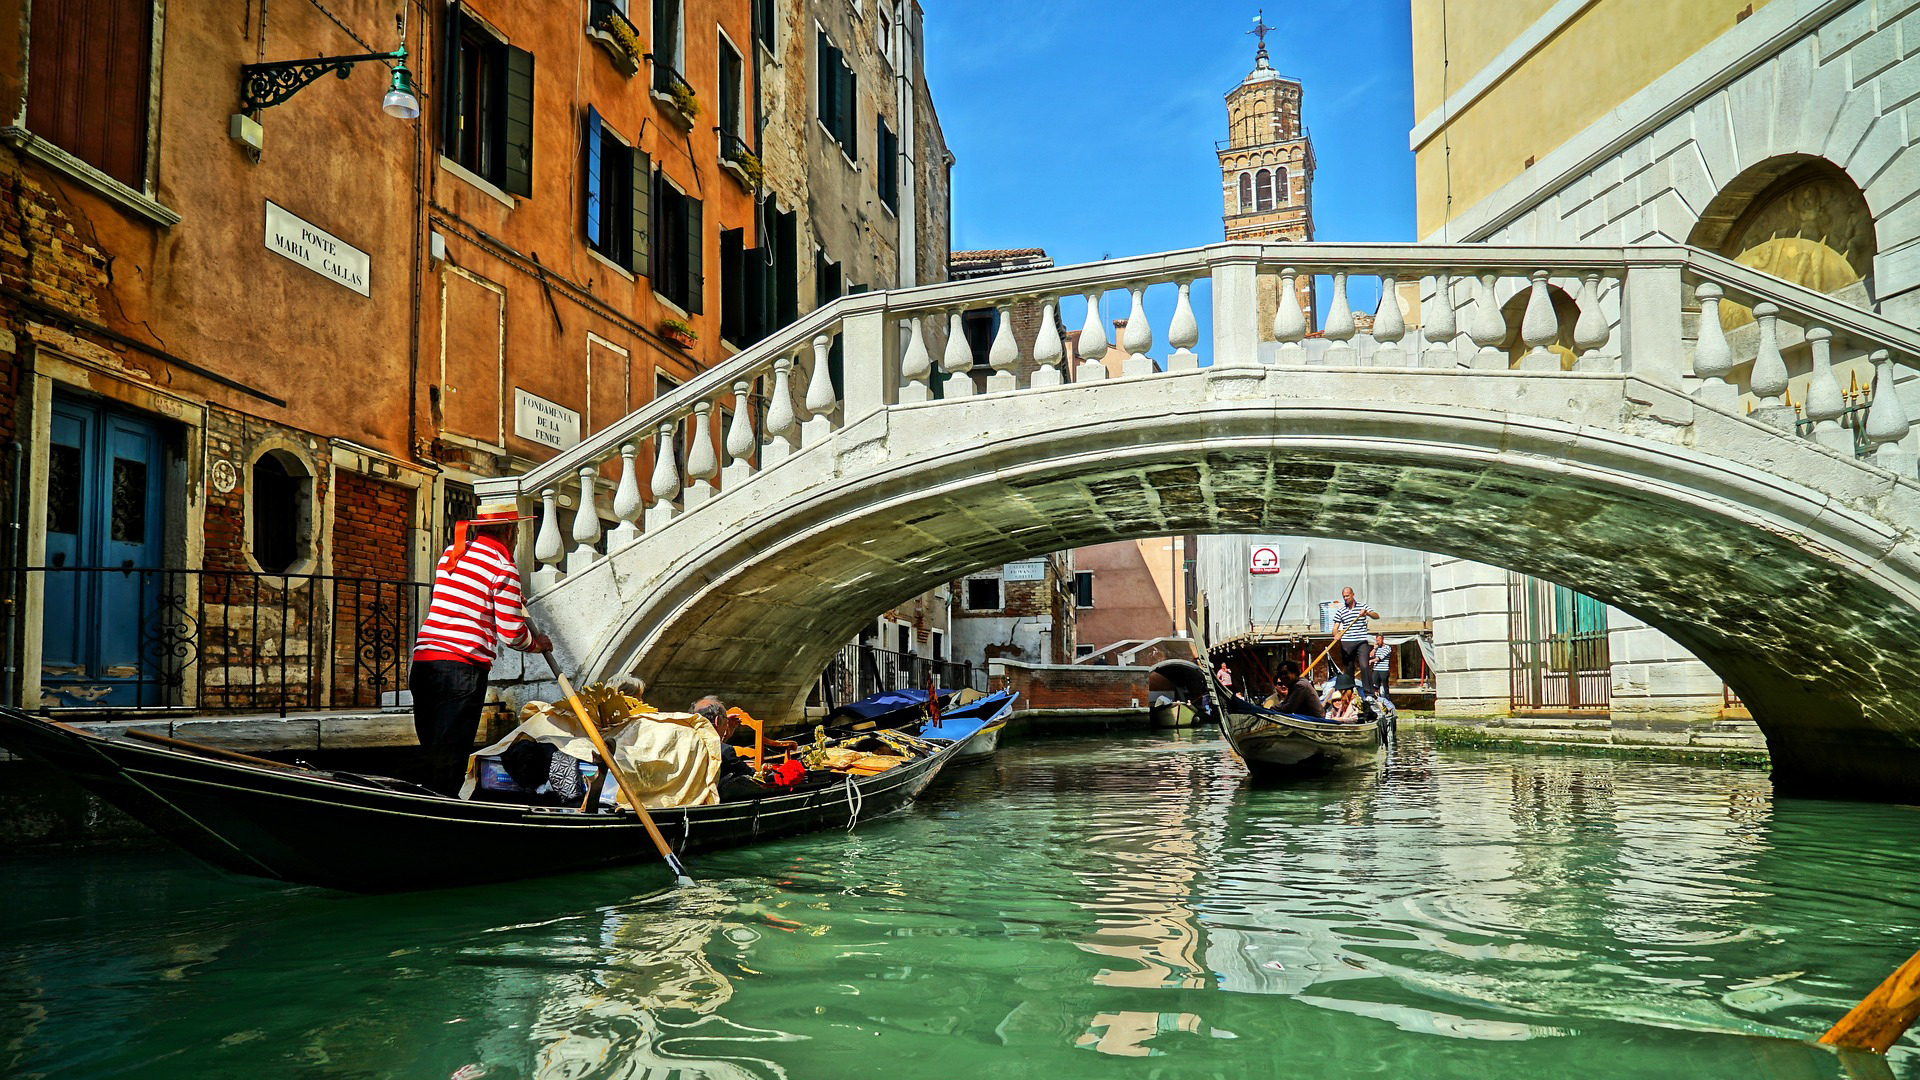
410, 502, 551, 793
1330, 587, 1381, 697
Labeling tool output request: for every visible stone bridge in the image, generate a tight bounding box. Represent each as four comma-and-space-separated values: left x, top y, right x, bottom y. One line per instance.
476, 243, 1920, 800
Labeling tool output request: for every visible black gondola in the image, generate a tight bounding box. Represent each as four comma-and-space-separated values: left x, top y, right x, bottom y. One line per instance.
0, 707, 956, 894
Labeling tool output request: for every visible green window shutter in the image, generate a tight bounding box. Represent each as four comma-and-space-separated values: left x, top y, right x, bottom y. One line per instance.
720, 228, 744, 345
685, 195, 704, 314
439, 8, 467, 155
584, 106, 602, 247
630, 148, 651, 277
816, 31, 833, 129
841, 65, 857, 159
502, 45, 535, 197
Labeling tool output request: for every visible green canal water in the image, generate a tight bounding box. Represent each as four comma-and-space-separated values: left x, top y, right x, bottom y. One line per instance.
2, 730, 1918, 1079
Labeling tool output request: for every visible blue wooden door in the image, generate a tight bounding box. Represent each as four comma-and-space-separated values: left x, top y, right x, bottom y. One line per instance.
40, 397, 168, 707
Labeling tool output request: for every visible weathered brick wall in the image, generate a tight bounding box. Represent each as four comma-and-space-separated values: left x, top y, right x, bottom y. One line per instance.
329, 471, 416, 707
333, 472, 412, 580
993, 662, 1150, 711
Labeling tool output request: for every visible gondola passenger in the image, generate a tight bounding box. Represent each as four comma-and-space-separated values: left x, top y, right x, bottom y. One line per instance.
1268, 661, 1325, 719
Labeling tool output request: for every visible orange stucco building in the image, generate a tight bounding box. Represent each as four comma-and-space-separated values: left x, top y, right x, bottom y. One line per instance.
0, 0, 948, 715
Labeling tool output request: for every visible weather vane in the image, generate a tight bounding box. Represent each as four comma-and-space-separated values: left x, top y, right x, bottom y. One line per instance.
1249, 10, 1273, 56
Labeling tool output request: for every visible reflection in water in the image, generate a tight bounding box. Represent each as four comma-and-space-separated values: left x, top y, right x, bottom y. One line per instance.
1, 731, 1918, 1079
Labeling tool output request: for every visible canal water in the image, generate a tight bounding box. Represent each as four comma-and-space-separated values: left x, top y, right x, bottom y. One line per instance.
2, 729, 1917, 1079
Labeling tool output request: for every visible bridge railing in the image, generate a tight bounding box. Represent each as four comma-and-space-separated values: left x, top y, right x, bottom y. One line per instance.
478, 242, 1920, 593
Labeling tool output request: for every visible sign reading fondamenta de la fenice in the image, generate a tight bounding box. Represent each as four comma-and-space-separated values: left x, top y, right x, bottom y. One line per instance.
513, 389, 580, 450
264, 201, 370, 296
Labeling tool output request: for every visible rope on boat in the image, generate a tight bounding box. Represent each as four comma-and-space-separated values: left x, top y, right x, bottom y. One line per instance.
844, 771, 863, 832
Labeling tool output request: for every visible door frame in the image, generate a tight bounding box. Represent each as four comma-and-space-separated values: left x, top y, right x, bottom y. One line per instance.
19, 347, 204, 710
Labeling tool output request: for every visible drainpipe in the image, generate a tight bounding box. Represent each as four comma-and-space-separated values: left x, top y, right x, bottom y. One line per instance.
2, 438, 23, 707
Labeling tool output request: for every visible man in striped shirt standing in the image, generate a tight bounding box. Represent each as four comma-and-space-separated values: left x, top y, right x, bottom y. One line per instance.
1331, 586, 1382, 698
410, 502, 551, 793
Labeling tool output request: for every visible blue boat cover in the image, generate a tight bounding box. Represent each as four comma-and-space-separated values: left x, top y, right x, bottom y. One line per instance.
826, 688, 932, 723
924, 690, 1018, 740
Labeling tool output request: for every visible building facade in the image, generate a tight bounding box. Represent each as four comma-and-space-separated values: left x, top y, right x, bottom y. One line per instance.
1410, 0, 1917, 728
0, 0, 950, 717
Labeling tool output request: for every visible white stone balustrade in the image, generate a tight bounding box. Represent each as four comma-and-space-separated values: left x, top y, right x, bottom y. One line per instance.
472, 242, 1920, 596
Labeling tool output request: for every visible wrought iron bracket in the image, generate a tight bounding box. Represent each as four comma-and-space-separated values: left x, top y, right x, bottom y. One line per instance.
240, 50, 402, 112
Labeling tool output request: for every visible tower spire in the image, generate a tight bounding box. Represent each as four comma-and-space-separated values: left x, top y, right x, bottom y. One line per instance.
1248, 10, 1273, 65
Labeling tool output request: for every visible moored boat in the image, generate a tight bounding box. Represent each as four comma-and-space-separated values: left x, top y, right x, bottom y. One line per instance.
0, 707, 957, 894
924, 689, 1017, 765
1149, 699, 1199, 728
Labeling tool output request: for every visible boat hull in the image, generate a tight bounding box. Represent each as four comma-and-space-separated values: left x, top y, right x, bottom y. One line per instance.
1217, 702, 1381, 777
948, 721, 1003, 765
1149, 701, 1199, 728
0, 708, 953, 894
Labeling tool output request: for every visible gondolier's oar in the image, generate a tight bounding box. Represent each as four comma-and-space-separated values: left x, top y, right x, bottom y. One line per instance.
540, 649, 694, 886
1302, 636, 1341, 681
1821, 947, 1920, 1053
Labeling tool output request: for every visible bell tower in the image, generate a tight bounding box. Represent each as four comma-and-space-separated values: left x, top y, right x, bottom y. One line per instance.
1220, 13, 1315, 334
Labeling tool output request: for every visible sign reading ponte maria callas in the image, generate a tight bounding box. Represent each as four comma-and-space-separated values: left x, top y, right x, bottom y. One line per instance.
263, 201, 370, 296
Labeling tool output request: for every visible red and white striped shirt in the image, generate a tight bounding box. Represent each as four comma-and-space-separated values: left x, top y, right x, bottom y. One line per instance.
412, 534, 532, 665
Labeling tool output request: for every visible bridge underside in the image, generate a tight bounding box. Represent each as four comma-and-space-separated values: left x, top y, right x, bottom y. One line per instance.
540, 373, 1920, 800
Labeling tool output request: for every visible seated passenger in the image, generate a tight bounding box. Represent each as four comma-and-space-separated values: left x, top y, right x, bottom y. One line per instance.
1269, 661, 1325, 719
1324, 674, 1362, 723
694, 696, 770, 801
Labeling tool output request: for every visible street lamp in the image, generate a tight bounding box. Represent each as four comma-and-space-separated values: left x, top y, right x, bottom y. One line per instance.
239, 43, 418, 118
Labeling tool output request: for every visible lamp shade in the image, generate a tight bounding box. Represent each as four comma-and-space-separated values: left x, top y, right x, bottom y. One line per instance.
382, 60, 419, 120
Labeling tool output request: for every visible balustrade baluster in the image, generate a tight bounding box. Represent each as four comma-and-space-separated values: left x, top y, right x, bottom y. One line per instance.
1692, 282, 1737, 410
900, 314, 933, 403
1421, 271, 1458, 368
1864, 349, 1915, 475
1518, 270, 1560, 371
534, 487, 564, 589
803, 336, 838, 446
645, 419, 681, 531
1031, 299, 1066, 387
763, 355, 799, 467
942, 310, 976, 397
723, 380, 757, 489
1803, 327, 1851, 454
1748, 303, 1794, 430
685, 400, 719, 506
568, 466, 602, 574
1273, 267, 1307, 365
1167, 280, 1200, 371
1373, 274, 1406, 367
1121, 285, 1155, 377
1322, 271, 1356, 364
1468, 272, 1507, 369
987, 302, 1020, 392
610, 443, 643, 548
1572, 272, 1612, 371
1077, 291, 1109, 382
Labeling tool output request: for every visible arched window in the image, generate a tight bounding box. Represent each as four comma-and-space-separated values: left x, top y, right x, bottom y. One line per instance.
1238, 172, 1253, 212
1255, 169, 1273, 211
250, 449, 313, 575
1273, 166, 1288, 205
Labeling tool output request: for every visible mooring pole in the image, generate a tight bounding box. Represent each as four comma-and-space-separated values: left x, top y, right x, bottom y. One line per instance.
1820, 948, 1920, 1054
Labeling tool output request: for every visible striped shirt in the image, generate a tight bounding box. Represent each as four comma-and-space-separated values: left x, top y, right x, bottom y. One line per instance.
412, 535, 532, 665
1331, 600, 1372, 642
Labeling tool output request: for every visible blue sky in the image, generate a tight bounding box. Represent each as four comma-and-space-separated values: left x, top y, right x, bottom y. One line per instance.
921, 1, 1417, 350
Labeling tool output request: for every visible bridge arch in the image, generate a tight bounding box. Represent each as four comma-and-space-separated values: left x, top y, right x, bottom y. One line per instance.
548, 370, 1920, 800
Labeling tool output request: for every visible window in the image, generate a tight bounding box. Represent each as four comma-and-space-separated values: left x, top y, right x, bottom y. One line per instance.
754, 0, 776, 50
878, 1, 898, 68
250, 450, 312, 575
1075, 571, 1095, 608
442, 9, 535, 197
26, 0, 154, 189
652, 0, 685, 88
1255, 169, 1273, 211
720, 227, 747, 346
931, 631, 944, 660
965, 577, 1001, 611
896, 625, 911, 655
876, 118, 899, 211
1238, 172, 1253, 213
816, 29, 858, 160
583, 106, 651, 273
718, 35, 746, 152
1274, 166, 1288, 206
652, 174, 703, 312
1076, 644, 1095, 658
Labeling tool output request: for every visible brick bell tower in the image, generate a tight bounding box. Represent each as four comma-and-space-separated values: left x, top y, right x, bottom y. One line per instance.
1219, 13, 1315, 337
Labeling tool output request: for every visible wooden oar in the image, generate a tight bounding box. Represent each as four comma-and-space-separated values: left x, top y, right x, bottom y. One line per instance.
541, 650, 693, 886
1820, 947, 1920, 1053
1302, 636, 1341, 681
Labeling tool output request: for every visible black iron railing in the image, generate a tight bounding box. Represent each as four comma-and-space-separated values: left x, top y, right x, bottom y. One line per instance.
8, 567, 430, 716
819, 643, 982, 709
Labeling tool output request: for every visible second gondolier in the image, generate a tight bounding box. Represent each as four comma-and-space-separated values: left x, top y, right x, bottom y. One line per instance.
1331, 587, 1382, 697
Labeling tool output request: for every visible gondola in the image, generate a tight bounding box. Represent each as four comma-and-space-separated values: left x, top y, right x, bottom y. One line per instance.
0, 707, 958, 894
923, 689, 1017, 766
1196, 663, 1387, 778
1149, 699, 1199, 728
